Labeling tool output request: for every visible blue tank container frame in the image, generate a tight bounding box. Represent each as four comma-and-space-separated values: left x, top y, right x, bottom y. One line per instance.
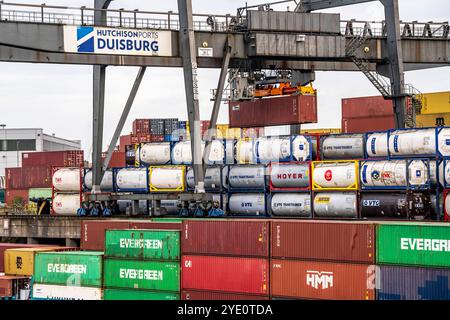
170, 139, 227, 166
226, 164, 269, 193
268, 161, 312, 193
364, 131, 389, 159
267, 192, 313, 219
226, 191, 270, 218
253, 135, 315, 164
112, 167, 150, 194
319, 133, 366, 161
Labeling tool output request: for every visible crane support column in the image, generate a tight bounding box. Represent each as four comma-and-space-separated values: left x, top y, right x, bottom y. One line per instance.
381, 0, 407, 128
178, 0, 205, 193
92, 0, 113, 194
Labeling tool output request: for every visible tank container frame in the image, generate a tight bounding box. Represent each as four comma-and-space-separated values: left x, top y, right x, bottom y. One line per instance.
311, 160, 360, 191
268, 161, 312, 192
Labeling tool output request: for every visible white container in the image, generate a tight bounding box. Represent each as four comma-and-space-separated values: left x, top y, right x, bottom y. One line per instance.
235, 139, 254, 164
150, 167, 184, 191
83, 170, 114, 191
313, 192, 358, 218
270, 193, 311, 217
138, 142, 171, 165
313, 162, 357, 189
360, 160, 429, 188
186, 166, 222, 191
53, 194, 80, 215
389, 128, 450, 157
228, 193, 266, 216
115, 168, 148, 191
321, 134, 364, 159
291, 135, 313, 161
32, 284, 103, 300
52, 168, 81, 192
171, 140, 225, 164
270, 163, 310, 189
253, 135, 311, 163
366, 132, 389, 157
228, 165, 266, 190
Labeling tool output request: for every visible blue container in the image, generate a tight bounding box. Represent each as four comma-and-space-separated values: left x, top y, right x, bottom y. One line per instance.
112, 167, 150, 193
377, 266, 450, 300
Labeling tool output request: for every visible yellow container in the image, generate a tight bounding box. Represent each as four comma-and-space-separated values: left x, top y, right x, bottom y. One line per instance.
4, 247, 60, 276
416, 113, 450, 127
216, 124, 229, 139
420, 91, 450, 115
311, 160, 359, 191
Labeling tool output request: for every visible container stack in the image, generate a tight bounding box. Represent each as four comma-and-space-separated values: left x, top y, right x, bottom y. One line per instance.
181, 220, 270, 300
103, 229, 181, 300
32, 251, 104, 300
376, 222, 450, 300
51, 167, 83, 215
270, 220, 376, 300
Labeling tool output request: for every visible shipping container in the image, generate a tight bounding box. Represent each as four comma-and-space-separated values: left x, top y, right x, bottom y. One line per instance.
416, 113, 450, 127
270, 259, 375, 300
341, 96, 395, 119
129, 220, 182, 231
133, 119, 150, 135
28, 188, 52, 199
4, 247, 62, 276
182, 220, 269, 257
21, 151, 84, 168
103, 259, 180, 292
182, 255, 269, 295
32, 284, 103, 300
102, 151, 126, 168
119, 135, 132, 152
105, 229, 180, 261
5, 189, 29, 206
229, 95, 317, 128
80, 220, 132, 251
6, 166, 52, 190
377, 265, 450, 300
271, 220, 375, 263
34, 251, 104, 287
0, 244, 56, 273
182, 290, 269, 300
0, 276, 29, 298
342, 116, 396, 134
377, 222, 450, 268
420, 91, 450, 115
104, 288, 179, 300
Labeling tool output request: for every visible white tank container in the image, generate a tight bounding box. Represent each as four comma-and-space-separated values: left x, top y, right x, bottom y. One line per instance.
150, 167, 184, 191
389, 128, 450, 157
270, 163, 310, 189
366, 132, 389, 158
186, 166, 222, 191
360, 160, 429, 188
253, 135, 311, 163
52, 168, 81, 192
53, 194, 80, 215
270, 193, 311, 216
229, 193, 266, 216
84, 170, 114, 191
291, 135, 312, 161
171, 140, 225, 164
115, 168, 148, 191
228, 165, 266, 189
313, 192, 358, 218
313, 162, 357, 189
139, 143, 171, 165
235, 139, 254, 164
321, 134, 364, 159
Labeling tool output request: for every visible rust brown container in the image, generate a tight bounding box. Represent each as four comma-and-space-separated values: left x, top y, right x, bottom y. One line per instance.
6, 166, 52, 190
271, 259, 375, 300
271, 220, 375, 263
80, 220, 131, 251
129, 220, 182, 231
21, 151, 84, 168
182, 220, 269, 257
182, 290, 269, 300
341, 96, 394, 119
229, 95, 317, 128
4, 189, 29, 206
342, 116, 395, 134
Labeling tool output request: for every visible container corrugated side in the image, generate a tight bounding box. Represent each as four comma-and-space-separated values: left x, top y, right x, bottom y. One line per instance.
80, 220, 132, 251
104, 288, 180, 300
4, 247, 62, 276
182, 290, 270, 300
32, 284, 103, 300
0, 244, 56, 273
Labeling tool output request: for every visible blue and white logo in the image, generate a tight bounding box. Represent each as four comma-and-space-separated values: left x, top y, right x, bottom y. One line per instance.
77, 26, 95, 53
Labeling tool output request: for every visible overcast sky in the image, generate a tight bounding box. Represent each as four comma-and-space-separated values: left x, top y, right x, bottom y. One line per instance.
1, 0, 449, 160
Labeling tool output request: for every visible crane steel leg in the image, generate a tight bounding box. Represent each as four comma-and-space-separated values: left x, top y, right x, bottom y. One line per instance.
203, 41, 232, 174
178, 0, 205, 193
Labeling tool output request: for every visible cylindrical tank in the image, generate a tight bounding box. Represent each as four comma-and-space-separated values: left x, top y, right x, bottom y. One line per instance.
438, 128, 450, 157
150, 167, 185, 191
186, 166, 222, 191
389, 128, 450, 157
366, 132, 389, 158
292, 135, 312, 161
171, 140, 225, 164
115, 168, 148, 192
312, 162, 357, 189
83, 169, 114, 191
52, 194, 80, 215
139, 143, 171, 165
52, 168, 81, 192
228, 165, 266, 190
270, 163, 310, 189
360, 193, 409, 218
235, 139, 254, 164
228, 193, 266, 216
270, 193, 311, 217
320, 134, 364, 160
313, 192, 358, 218
253, 137, 291, 163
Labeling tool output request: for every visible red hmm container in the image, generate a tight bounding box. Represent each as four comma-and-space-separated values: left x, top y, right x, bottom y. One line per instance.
182, 290, 270, 300
6, 166, 52, 190
182, 255, 269, 296
341, 96, 394, 119
182, 220, 269, 257
271, 220, 375, 263
270, 259, 375, 300
5, 189, 29, 206
229, 95, 317, 128
21, 151, 84, 168
342, 115, 395, 134
0, 244, 56, 273
80, 220, 131, 251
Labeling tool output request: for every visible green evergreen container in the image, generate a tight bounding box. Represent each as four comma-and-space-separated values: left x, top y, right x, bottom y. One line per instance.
34, 251, 104, 287
105, 229, 180, 261
377, 223, 450, 268
104, 288, 179, 300
28, 188, 52, 199
103, 259, 180, 292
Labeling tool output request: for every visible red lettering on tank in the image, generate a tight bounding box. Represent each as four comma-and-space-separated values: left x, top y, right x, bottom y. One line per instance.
325, 170, 333, 181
